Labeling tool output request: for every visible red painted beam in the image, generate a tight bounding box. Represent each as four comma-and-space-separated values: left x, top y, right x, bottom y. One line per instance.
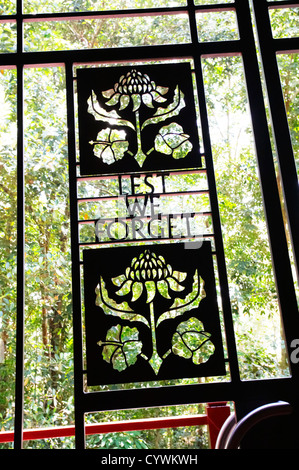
0, 403, 231, 446
0, 414, 208, 444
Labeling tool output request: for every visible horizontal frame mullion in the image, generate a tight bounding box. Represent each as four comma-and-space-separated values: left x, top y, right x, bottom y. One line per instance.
274, 37, 299, 53
0, 41, 242, 69
21, 7, 189, 22
77, 190, 210, 204
3, 3, 237, 23
78, 212, 212, 225
267, 1, 299, 8
81, 377, 296, 413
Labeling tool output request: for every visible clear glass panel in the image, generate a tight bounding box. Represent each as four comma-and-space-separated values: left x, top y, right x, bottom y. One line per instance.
269, 8, 299, 38
23, 67, 74, 441
275, 53, 299, 294
0, 68, 17, 446
196, 10, 239, 41
0, 0, 16, 14
0, 22, 16, 53
276, 53, 299, 179
85, 403, 212, 449
24, 15, 191, 52
202, 55, 290, 380
23, 0, 187, 14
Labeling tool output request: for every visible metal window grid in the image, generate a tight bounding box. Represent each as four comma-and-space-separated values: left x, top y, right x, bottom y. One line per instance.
1, 0, 298, 449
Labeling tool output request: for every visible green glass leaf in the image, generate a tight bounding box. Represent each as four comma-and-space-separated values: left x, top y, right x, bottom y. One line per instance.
102, 88, 114, 99
154, 123, 193, 159
156, 270, 205, 327
157, 279, 171, 299
92, 128, 129, 164
115, 279, 132, 296
87, 90, 135, 129
131, 281, 143, 302
131, 94, 141, 112
96, 277, 149, 327
172, 317, 215, 364
99, 325, 143, 372
167, 276, 185, 292
105, 92, 121, 107
141, 86, 185, 130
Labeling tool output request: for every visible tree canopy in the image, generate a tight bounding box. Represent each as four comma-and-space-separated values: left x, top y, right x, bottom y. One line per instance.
0, 1, 297, 449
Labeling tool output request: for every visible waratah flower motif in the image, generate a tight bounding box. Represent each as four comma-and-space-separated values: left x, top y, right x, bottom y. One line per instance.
102, 69, 169, 112
112, 250, 187, 303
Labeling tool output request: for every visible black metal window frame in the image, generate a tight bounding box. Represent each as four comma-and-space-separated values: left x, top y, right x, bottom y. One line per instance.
1, 0, 298, 449
251, 0, 299, 283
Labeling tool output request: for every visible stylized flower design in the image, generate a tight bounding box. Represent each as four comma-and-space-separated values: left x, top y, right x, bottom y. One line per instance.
154, 123, 193, 159
99, 324, 143, 372
102, 69, 169, 112
88, 68, 189, 167
96, 247, 209, 376
172, 317, 215, 364
91, 128, 129, 164
112, 250, 187, 303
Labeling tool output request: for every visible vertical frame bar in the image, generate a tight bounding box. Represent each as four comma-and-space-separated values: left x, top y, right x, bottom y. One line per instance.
236, 0, 299, 381
65, 62, 86, 449
193, 55, 241, 384
14, 64, 24, 451
14, 0, 24, 450
188, 0, 240, 383
251, 0, 299, 284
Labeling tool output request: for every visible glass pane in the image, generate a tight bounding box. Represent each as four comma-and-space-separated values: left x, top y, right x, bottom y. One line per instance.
276, 53, 299, 179
269, 8, 299, 38
0, 68, 17, 445
0, 22, 16, 53
23, 0, 187, 14
85, 403, 214, 449
196, 10, 239, 41
23, 67, 73, 441
24, 15, 191, 52
202, 55, 290, 380
0, 0, 16, 14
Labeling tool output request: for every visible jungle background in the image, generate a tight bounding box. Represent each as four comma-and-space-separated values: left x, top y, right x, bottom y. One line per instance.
0, 0, 298, 449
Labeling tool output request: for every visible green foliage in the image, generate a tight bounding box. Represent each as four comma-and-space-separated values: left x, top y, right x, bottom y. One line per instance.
0, 3, 296, 449
0, 0, 15, 14
88, 431, 148, 450
203, 56, 279, 317
269, 8, 299, 40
